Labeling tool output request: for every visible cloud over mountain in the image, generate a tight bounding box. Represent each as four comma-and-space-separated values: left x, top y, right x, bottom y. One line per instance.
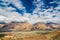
0, 0, 60, 24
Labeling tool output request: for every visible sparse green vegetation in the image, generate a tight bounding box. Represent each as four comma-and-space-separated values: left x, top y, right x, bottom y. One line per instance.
53, 35, 60, 40
0, 34, 5, 38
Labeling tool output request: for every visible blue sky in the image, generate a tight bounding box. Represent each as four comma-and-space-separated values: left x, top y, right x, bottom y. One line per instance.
0, 0, 60, 24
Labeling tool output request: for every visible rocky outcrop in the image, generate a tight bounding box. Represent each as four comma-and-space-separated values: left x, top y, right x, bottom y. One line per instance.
33, 22, 51, 30
13, 22, 32, 30
48, 24, 60, 29
0, 24, 5, 29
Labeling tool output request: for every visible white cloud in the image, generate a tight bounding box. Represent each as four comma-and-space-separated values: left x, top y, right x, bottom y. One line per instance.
50, 0, 60, 4
10, 0, 26, 10
0, 0, 10, 6
54, 5, 60, 10
0, 15, 6, 21
0, 0, 60, 24
6, 7, 16, 11
31, 0, 60, 24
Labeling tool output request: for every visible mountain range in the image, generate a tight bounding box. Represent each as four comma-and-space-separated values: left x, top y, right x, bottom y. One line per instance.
0, 22, 60, 31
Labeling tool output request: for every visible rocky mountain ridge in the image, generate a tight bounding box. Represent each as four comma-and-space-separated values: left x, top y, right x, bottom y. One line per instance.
0, 22, 60, 31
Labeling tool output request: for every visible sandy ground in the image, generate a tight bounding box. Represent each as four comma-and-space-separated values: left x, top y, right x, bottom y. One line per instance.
0, 30, 60, 40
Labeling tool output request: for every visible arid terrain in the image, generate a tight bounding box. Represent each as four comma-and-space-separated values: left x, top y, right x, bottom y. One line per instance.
0, 22, 60, 40
0, 29, 60, 40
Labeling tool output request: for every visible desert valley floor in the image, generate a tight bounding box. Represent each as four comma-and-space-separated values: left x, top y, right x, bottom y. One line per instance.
0, 29, 60, 40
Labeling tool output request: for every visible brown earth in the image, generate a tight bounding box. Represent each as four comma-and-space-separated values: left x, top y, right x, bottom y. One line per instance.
0, 29, 60, 40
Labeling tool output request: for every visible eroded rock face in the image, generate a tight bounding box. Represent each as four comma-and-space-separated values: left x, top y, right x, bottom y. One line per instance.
0, 24, 5, 29
33, 22, 51, 30
14, 22, 33, 30
48, 24, 60, 29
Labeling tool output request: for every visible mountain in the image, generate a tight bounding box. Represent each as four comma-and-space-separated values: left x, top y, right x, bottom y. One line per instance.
33, 22, 51, 30
48, 23, 60, 29
0, 22, 32, 31
0, 22, 60, 31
